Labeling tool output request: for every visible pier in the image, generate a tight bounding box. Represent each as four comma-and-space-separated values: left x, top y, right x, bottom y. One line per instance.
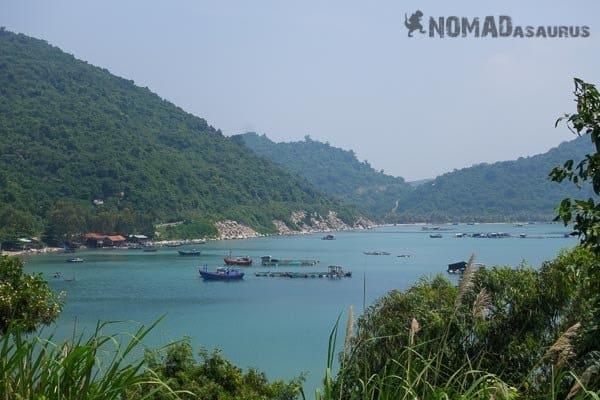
254, 265, 351, 278
260, 255, 319, 266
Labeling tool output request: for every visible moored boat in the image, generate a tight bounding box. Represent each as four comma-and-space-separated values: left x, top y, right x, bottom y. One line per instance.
447, 261, 485, 274
447, 261, 467, 274
321, 234, 335, 240
199, 266, 244, 281
66, 257, 85, 263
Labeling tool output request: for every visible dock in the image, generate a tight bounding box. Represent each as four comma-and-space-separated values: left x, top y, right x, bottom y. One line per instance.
255, 265, 351, 279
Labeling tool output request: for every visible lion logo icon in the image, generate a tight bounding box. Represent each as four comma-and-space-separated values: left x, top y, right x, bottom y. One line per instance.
404, 10, 426, 37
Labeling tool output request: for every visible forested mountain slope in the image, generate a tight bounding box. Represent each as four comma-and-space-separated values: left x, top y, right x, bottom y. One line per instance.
235, 132, 412, 219
393, 136, 594, 222
0, 30, 358, 244
238, 132, 593, 223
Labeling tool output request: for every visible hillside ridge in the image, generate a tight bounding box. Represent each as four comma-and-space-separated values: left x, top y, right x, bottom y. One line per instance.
0, 30, 362, 246
237, 132, 593, 223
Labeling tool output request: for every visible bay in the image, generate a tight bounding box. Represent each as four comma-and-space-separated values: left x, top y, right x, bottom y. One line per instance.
23, 223, 576, 395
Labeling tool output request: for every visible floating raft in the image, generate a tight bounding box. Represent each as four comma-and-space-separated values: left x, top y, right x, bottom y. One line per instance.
260, 255, 319, 266
255, 265, 351, 279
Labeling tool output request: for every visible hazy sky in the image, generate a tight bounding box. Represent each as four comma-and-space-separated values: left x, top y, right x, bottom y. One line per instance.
3, 1, 599, 180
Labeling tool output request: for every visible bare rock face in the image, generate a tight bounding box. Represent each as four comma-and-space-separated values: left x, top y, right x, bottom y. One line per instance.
281, 210, 375, 235
352, 216, 376, 229
272, 220, 295, 235
214, 220, 259, 240
290, 210, 307, 225
217, 212, 375, 239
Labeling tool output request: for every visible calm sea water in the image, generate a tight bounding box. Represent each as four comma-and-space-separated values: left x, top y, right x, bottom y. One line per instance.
23, 223, 576, 395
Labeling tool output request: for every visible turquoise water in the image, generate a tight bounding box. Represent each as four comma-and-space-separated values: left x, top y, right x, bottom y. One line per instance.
23, 223, 576, 395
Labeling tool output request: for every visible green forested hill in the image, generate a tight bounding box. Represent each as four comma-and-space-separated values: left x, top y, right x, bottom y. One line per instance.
0, 30, 357, 244
393, 136, 594, 222
235, 132, 413, 219
237, 132, 593, 223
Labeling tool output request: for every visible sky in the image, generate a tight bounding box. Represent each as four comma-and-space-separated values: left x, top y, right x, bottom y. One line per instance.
3, 0, 600, 180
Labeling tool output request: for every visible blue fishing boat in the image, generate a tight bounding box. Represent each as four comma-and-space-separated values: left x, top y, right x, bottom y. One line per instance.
199, 266, 244, 281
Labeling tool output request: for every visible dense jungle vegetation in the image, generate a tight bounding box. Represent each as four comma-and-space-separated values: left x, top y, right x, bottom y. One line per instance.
0, 29, 358, 247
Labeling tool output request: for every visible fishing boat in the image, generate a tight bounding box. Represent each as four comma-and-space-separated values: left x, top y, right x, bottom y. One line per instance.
224, 256, 252, 266
178, 249, 201, 256
199, 266, 244, 281
66, 257, 85, 263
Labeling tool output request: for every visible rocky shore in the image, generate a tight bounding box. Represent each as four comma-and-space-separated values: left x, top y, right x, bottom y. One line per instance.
2, 210, 376, 256
1, 247, 64, 257
214, 210, 375, 240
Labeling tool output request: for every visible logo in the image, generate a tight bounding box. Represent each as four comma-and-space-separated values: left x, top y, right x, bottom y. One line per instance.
404, 11, 590, 38
404, 10, 426, 37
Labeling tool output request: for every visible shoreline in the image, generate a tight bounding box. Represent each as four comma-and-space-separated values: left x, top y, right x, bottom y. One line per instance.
1, 221, 559, 259
1, 247, 65, 258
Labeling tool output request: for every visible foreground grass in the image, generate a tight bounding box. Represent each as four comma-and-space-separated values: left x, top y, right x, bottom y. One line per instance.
316, 313, 599, 400
0, 320, 181, 400
0, 320, 304, 400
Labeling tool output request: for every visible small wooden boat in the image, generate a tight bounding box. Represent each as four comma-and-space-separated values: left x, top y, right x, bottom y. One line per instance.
224, 256, 252, 266
178, 249, 201, 256
66, 257, 85, 263
199, 266, 244, 281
